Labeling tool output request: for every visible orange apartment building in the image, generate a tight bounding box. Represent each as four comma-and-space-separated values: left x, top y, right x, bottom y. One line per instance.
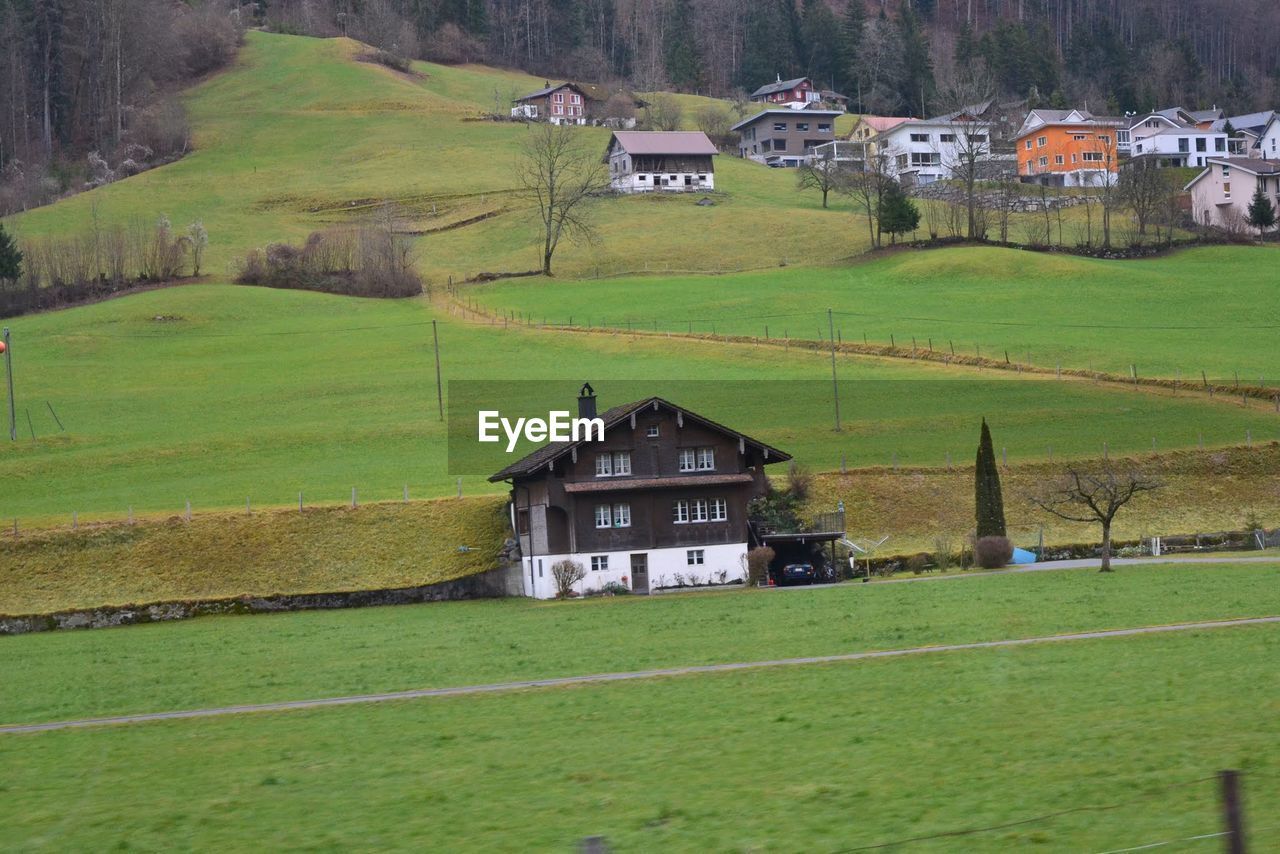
1014, 109, 1130, 187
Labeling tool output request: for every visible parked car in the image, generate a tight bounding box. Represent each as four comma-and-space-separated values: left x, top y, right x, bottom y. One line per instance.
779, 563, 815, 585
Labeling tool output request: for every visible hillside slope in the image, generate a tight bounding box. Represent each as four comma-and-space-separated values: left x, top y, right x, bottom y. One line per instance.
4, 32, 872, 281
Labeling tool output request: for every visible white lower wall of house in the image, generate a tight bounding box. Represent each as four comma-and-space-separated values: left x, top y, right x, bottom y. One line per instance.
521, 542, 748, 599
611, 173, 715, 193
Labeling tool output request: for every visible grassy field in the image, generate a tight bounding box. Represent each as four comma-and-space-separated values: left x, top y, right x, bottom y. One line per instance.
0, 496, 506, 615
811, 443, 1280, 553
1, 566, 1277, 850
0, 32, 884, 282
1, 284, 1276, 524
470, 243, 1280, 381
4, 561, 1278, 724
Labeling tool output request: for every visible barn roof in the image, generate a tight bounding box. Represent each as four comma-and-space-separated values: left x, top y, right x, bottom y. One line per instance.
605, 131, 719, 157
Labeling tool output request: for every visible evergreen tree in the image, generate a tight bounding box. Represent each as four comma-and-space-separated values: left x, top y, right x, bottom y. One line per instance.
664, 0, 702, 90
877, 181, 920, 244
1223, 119, 1237, 137
0, 223, 21, 283
975, 418, 1006, 538
896, 6, 934, 117
1247, 184, 1276, 235
738, 2, 797, 90
800, 0, 842, 91
839, 0, 867, 106
954, 20, 975, 68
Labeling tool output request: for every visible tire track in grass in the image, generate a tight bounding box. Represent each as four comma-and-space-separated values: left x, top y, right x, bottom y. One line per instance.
3, 615, 1278, 735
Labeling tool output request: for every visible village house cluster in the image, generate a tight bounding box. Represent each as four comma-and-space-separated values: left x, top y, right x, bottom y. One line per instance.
512, 73, 1280, 227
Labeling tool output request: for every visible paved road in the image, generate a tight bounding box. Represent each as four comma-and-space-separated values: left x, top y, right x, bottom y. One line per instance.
4, 615, 1277, 736
850, 554, 1280, 587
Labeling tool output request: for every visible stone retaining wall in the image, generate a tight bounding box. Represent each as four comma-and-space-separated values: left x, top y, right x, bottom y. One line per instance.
0, 565, 524, 636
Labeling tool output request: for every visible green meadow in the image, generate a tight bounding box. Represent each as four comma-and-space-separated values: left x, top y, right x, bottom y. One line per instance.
2, 284, 1276, 523
471, 243, 1280, 381
1, 567, 1277, 850
3, 561, 1278, 724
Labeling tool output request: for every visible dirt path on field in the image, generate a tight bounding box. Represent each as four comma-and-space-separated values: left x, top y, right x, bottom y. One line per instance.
4, 615, 1277, 735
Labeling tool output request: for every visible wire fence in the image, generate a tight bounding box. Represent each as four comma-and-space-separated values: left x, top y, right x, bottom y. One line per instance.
578, 770, 1268, 854
446, 295, 1280, 402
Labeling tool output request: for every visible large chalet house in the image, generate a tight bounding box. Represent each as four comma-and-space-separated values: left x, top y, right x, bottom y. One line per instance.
489, 386, 791, 599
1212, 110, 1276, 156
511, 82, 593, 125
604, 131, 717, 193
1014, 108, 1128, 187
1128, 109, 1229, 168
731, 108, 842, 167
1185, 158, 1280, 232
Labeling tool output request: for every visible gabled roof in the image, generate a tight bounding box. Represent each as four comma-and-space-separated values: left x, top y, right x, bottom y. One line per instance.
514, 82, 590, 103
750, 76, 812, 99
1189, 108, 1224, 124
1184, 157, 1280, 191
933, 98, 995, 123
605, 131, 718, 159
1015, 108, 1124, 139
849, 115, 916, 135
488, 397, 792, 482
730, 108, 843, 132
1213, 110, 1276, 135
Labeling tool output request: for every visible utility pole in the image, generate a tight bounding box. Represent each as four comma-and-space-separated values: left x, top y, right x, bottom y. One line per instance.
432, 320, 444, 422
2, 328, 14, 441
828, 308, 841, 432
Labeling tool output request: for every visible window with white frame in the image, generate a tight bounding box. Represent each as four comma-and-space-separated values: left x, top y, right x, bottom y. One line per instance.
687, 549, 705, 566
1039, 156, 1049, 167
554, 92, 564, 103
595, 504, 611, 528
909, 132, 929, 143
571, 94, 581, 105
1025, 139, 1033, 150
696, 448, 714, 470
690, 499, 709, 522
1082, 152, 1103, 162
673, 500, 690, 523
595, 451, 631, 477
647, 425, 660, 438
711, 498, 727, 521
678, 448, 697, 471
613, 503, 631, 528
591, 555, 608, 572
1037, 135, 1047, 147
939, 133, 956, 143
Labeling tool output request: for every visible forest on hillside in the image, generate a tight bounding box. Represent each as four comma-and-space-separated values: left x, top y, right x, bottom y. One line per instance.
3, 0, 1280, 215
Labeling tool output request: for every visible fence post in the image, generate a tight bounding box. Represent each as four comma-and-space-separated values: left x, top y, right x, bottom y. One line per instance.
456, 478, 463, 498
404, 485, 409, 502
72, 511, 77, 531
246, 496, 251, 515
185, 499, 191, 522
299, 491, 304, 513
351, 487, 357, 508
1219, 770, 1246, 854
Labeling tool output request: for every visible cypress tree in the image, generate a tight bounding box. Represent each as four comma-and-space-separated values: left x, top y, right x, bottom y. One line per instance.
0, 223, 22, 283
975, 418, 1006, 538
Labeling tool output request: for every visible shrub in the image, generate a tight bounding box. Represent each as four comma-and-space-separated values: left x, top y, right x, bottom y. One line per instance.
743, 546, 775, 587
235, 219, 422, 298
932, 534, 956, 570
974, 535, 1014, 569
550, 559, 585, 598
600, 580, 629, 596
906, 553, 929, 575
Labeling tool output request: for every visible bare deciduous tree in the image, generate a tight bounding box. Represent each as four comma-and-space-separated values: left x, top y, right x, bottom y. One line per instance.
838, 150, 892, 248
937, 68, 995, 239
1031, 462, 1164, 572
796, 153, 843, 209
645, 93, 683, 131
551, 559, 586, 598
1118, 158, 1169, 241
516, 123, 610, 276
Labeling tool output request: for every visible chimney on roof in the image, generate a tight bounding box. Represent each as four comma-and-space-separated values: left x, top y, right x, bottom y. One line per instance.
578, 383, 597, 420
776, 73, 781, 83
